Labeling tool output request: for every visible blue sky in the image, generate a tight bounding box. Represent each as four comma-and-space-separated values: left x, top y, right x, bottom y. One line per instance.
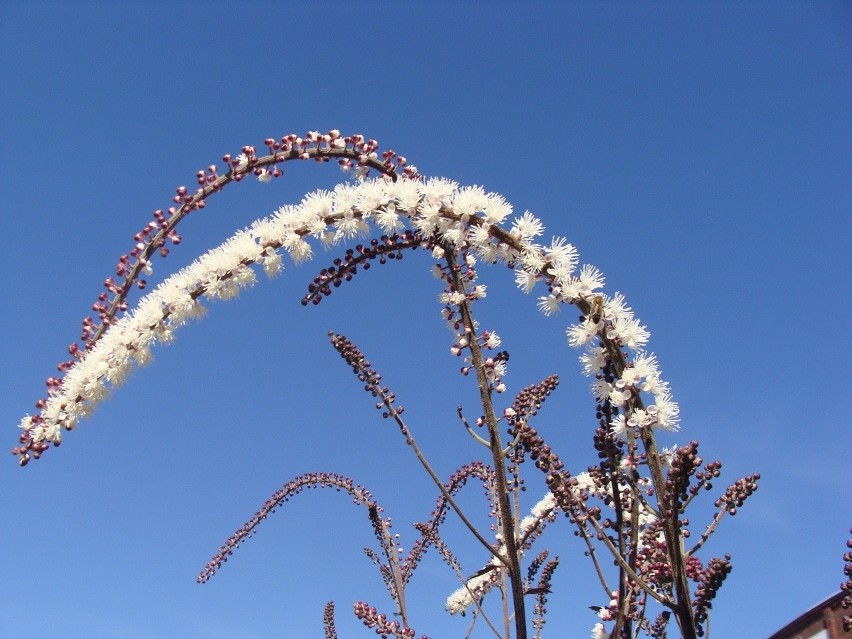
1, 3, 849, 638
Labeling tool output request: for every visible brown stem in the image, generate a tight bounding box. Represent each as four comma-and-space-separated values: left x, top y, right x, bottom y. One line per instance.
637, 419, 697, 639
687, 507, 727, 556
87, 142, 400, 349
382, 399, 503, 562
445, 249, 527, 639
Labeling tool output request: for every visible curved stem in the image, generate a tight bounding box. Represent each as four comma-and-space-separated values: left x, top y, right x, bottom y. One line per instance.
87, 140, 401, 349
382, 402, 502, 561
445, 250, 527, 639
458, 406, 492, 448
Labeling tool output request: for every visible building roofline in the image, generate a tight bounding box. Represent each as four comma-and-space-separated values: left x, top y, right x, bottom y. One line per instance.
766, 591, 846, 639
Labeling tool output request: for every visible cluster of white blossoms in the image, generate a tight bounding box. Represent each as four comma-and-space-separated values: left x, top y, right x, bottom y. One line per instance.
19, 176, 678, 452
445, 554, 503, 616
446, 492, 557, 616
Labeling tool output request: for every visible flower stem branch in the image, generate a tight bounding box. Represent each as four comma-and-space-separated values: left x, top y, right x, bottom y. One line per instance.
445, 249, 527, 639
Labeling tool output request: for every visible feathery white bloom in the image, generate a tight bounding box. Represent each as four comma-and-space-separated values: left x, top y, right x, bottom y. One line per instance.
573, 472, 596, 493
518, 245, 546, 273
301, 190, 334, 219
440, 291, 466, 306
467, 224, 492, 250
490, 358, 508, 379
627, 408, 653, 429
577, 264, 605, 292
631, 353, 659, 384
412, 202, 441, 237
608, 387, 630, 407
567, 318, 600, 348
512, 211, 545, 239
483, 331, 501, 349
608, 316, 650, 350
593, 379, 612, 402
610, 414, 627, 435
474, 241, 505, 264
446, 568, 499, 615
333, 210, 369, 241
22, 176, 680, 466
579, 345, 607, 375
261, 252, 283, 277
330, 182, 359, 214
452, 186, 487, 216
537, 293, 561, 316
604, 292, 632, 322
393, 179, 422, 211
515, 268, 537, 293
546, 237, 578, 275
481, 192, 512, 224
441, 224, 466, 248
591, 623, 607, 639
531, 492, 556, 519
374, 205, 405, 233
650, 390, 680, 430
421, 177, 458, 207
356, 180, 390, 212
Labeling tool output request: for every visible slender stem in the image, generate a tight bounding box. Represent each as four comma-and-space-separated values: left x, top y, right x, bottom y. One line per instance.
638, 419, 698, 638
383, 404, 503, 561
458, 406, 492, 448
501, 570, 512, 639
445, 249, 527, 639
576, 520, 613, 597
687, 507, 727, 556
379, 518, 409, 625
88, 142, 399, 348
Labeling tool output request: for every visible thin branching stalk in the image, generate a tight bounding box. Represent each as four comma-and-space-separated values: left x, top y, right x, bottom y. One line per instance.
329, 332, 501, 562
445, 249, 527, 639
89, 138, 404, 349
687, 508, 728, 557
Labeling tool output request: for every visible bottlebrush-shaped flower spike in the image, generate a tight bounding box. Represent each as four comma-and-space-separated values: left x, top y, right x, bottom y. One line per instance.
16, 176, 678, 463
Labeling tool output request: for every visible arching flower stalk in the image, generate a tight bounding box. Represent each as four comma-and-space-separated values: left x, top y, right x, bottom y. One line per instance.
15, 132, 762, 639
21, 130, 418, 463
197, 471, 383, 585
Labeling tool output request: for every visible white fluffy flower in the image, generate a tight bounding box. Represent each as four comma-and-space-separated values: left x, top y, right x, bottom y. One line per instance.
512, 211, 545, 239
234, 153, 249, 169
577, 264, 605, 292
579, 346, 607, 375
567, 318, 600, 348
483, 331, 501, 349
445, 561, 500, 615
451, 185, 487, 216
21, 175, 679, 470
482, 192, 512, 223
515, 268, 537, 293
374, 205, 405, 233
608, 316, 649, 350
537, 293, 561, 316
546, 237, 578, 276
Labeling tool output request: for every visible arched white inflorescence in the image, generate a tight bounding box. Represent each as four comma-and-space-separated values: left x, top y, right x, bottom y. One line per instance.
18, 177, 678, 454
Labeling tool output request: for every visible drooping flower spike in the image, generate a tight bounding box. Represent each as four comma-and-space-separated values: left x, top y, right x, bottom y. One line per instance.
15, 177, 678, 464
36, 131, 418, 425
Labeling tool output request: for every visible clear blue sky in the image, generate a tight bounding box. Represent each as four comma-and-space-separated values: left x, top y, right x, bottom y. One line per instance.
1, 3, 849, 638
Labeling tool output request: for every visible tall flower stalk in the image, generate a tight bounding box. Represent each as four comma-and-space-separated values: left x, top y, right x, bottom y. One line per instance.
15, 130, 761, 639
